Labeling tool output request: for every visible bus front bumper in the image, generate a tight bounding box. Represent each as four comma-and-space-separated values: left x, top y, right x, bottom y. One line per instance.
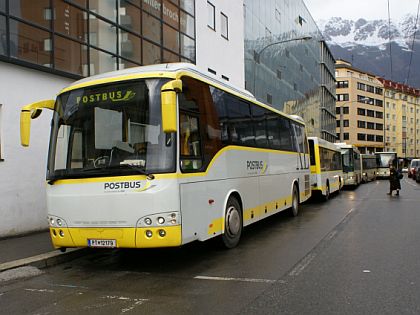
50, 226, 182, 249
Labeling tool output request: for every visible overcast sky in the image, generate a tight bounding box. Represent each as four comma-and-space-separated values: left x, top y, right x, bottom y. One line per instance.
304, 0, 419, 21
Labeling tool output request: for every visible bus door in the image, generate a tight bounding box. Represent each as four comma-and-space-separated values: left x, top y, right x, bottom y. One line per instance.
291, 122, 310, 197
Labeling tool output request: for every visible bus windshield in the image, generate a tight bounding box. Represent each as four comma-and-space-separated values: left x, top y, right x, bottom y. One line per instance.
47, 78, 175, 180
376, 153, 396, 168
341, 149, 353, 172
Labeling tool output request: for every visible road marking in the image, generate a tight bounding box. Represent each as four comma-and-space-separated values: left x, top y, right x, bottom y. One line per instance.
325, 230, 338, 241
194, 275, 279, 284
25, 288, 55, 293
51, 283, 89, 289
288, 253, 317, 277
363, 270, 371, 273
100, 296, 149, 313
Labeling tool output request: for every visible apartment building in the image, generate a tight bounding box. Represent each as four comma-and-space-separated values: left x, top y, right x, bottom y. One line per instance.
379, 79, 420, 159
335, 60, 385, 154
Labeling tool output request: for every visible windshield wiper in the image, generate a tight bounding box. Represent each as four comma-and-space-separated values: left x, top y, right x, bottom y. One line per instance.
82, 164, 155, 180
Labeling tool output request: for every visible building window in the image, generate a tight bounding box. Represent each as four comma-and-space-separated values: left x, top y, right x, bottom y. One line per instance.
358, 108, 366, 116
337, 94, 349, 101
358, 133, 366, 141
343, 107, 349, 114
366, 85, 374, 93
367, 134, 375, 141
367, 122, 375, 129
221, 12, 228, 39
207, 2, 215, 30
375, 111, 383, 119
336, 81, 349, 88
358, 120, 366, 128
375, 99, 383, 107
357, 82, 366, 91
343, 133, 349, 140
376, 123, 383, 130
375, 87, 383, 95
367, 110, 375, 117
343, 120, 349, 127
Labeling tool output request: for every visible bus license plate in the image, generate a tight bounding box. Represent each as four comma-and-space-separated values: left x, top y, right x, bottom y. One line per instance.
88, 239, 116, 248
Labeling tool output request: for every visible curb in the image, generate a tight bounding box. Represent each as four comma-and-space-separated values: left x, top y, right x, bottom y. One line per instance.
0, 248, 88, 272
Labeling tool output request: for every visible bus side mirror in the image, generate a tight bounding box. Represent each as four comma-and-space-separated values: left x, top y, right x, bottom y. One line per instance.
161, 79, 182, 133
20, 100, 55, 147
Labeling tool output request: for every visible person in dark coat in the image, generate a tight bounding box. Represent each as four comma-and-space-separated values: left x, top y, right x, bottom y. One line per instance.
387, 164, 401, 196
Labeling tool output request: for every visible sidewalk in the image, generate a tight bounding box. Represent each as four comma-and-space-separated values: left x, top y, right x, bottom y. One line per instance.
0, 230, 54, 264
0, 231, 85, 272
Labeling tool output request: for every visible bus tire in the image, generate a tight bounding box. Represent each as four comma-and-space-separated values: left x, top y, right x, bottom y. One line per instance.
324, 182, 330, 201
221, 196, 243, 249
289, 184, 299, 217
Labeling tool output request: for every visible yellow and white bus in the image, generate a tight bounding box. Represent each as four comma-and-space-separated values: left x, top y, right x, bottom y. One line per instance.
335, 143, 362, 186
20, 63, 311, 250
360, 154, 377, 182
308, 137, 343, 200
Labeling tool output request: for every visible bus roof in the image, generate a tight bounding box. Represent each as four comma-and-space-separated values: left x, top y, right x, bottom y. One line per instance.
63, 63, 254, 99
335, 143, 361, 153
308, 137, 339, 152
60, 63, 305, 126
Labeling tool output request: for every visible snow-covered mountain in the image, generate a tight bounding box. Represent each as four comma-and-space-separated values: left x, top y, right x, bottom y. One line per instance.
318, 15, 420, 87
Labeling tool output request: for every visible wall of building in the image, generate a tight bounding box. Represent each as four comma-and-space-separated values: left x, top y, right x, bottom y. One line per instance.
243, 0, 333, 141
383, 86, 420, 159
0, 61, 73, 237
195, 0, 245, 88
335, 60, 385, 154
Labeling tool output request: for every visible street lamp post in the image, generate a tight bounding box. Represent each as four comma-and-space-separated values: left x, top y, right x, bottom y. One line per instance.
339, 97, 370, 142
252, 36, 312, 99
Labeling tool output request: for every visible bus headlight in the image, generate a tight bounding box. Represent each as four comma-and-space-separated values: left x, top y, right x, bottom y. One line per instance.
137, 212, 180, 227
48, 215, 67, 227
144, 218, 152, 225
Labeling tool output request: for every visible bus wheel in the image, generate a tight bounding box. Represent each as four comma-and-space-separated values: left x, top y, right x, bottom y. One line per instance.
324, 183, 330, 201
289, 185, 299, 217
221, 197, 242, 249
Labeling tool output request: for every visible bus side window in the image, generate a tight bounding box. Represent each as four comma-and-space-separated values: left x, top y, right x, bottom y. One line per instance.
180, 113, 202, 171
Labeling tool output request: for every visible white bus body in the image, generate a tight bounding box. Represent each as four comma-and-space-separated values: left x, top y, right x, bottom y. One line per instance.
308, 137, 343, 199
335, 143, 362, 186
21, 63, 311, 250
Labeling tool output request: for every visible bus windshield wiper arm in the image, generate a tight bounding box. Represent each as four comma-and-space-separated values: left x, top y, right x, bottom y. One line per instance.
112, 164, 155, 180
86, 164, 155, 180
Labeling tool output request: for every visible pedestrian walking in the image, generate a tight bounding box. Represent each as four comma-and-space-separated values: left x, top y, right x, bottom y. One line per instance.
387, 164, 401, 196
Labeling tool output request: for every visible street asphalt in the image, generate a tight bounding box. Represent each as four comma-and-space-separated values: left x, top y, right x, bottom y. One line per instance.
0, 176, 419, 314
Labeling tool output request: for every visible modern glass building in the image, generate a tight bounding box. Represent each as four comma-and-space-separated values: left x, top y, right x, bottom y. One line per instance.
0, 0, 196, 79
243, 0, 336, 142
